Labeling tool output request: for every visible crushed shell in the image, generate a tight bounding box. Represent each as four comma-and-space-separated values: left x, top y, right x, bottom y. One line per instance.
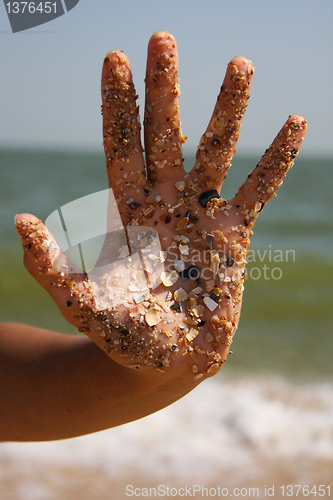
175, 180, 185, 192
161, 270, 179, 287
186, 328, 199, 342
210, 252, 220, 274
205, 332, 214, 343
212, 230, 228, 243
174, 287, 188, 302
129, 280, 141, 292
146, 192, 162, 204
174, 259, 186, 272
179, 245, 189, 255
145, 308, 161, 326
118, 246, 130, 259
192, 305, 204, 317
203, 296, 219, 311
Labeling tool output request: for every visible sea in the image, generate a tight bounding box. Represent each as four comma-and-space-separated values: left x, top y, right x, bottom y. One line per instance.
0, 149, 332, 499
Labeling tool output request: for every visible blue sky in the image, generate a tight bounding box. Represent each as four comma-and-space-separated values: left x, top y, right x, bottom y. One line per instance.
0, 0, 332, 156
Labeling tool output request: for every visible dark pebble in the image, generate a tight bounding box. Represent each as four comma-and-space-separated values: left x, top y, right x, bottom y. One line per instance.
66, 301, 72, 307
171, 301, 181, 313
129, 202, 141, 210
226, 257, 234, 267
198, 189, 220, 207
118, 325, 129, 335
181, 266, 200, 280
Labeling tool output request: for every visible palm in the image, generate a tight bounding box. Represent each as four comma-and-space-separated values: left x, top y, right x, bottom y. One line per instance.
16, 32, 306, 382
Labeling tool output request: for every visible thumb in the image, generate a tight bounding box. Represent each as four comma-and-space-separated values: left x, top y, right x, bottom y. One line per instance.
15, 214, 87, 326
15, 213, 61, 279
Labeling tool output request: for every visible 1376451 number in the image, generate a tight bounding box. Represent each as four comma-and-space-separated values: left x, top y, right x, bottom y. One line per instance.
5, 2, 57, 14
281, 485, 331, 496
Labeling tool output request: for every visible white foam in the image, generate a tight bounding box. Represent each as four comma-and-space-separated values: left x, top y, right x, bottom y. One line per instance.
1, 375, 333, 482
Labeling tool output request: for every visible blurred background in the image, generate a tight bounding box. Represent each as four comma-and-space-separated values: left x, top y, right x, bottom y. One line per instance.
1, 1, 333, 498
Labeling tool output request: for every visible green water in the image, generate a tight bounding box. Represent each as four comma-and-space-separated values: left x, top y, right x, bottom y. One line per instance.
0, 149, 332, 380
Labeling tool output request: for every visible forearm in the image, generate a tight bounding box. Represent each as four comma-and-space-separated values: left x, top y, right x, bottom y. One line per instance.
0, 323, 196, 442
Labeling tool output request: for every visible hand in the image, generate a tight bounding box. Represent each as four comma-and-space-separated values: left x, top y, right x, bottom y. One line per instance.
15, 31, 307, 384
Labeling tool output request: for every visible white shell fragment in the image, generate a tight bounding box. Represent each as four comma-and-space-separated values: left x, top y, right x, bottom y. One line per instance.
175, 180, 185, 192
203, 296, 219, 311
186, 328, 199, 342
192, 305, 204, 317
205, 332, 214, 343
129, 280, 141, 292
161, 270, 179, 287
155, 160, 167, 169
174, 287, 188, 302
118, 245, 130, 259
179, 245, 189, 255
160, 251, 167, 262
174, 259, 186, 272
210, 252, 220, 274
146, 192, 163, 204
133, 293, 146, 304
145, 308, 161, 326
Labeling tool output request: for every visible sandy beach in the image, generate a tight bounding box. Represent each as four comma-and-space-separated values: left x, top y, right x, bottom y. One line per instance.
1, 376, 333, 500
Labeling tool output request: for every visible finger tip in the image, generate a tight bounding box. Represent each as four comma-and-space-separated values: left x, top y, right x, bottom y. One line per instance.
287, 114, 307, 131
223, 56, 254, 90
104, 50, 129, 64
284, 115, 307, 146
148, 30, 177, 52
102, 51, 132, 86
15, 213, 39, 227
229, 55, 254, 74
103, 50, 130, 71
151, 30, 175, 40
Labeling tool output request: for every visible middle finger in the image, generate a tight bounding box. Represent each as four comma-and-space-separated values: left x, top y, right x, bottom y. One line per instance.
144, 31, 185, 186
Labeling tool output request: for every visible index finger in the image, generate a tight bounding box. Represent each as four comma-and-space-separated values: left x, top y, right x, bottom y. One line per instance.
190, 56, 254, 193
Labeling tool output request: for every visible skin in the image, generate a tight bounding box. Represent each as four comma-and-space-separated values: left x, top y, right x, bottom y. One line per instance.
0, 31, 307, 442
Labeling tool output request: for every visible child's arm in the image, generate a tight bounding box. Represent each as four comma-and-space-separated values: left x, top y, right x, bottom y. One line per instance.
0, 322, 194, 442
